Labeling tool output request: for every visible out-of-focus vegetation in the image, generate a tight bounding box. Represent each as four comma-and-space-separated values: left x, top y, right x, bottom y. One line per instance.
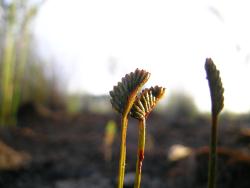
165, 91, 198, 120
66, 94, 111, 114
0, 1, 247, 129
0, 0, 63, 126
103, 120, 117, 162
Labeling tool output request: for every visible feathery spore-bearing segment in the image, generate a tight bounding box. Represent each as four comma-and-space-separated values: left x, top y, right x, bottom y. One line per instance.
205, 58, 224, 116
130, 86, 165, 119
109, 69, 150, 114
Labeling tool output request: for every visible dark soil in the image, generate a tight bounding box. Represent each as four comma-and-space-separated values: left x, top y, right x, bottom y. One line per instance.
0, 111, 250, 188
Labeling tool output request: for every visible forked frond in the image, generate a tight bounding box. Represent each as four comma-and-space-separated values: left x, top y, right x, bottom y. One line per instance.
109, 69, 150, 115
130, 86, 165, 119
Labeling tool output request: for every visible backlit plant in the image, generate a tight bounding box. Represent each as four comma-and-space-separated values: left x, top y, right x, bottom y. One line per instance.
205, 58, 224, 188
130, 86, 165, 188
110, 69, 150, 188
110, 69, 165, 188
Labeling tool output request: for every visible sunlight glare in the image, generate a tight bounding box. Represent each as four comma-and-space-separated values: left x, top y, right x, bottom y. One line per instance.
34, 0, 250, 113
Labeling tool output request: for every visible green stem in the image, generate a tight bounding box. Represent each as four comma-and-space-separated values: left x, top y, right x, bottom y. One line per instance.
207, 114, 218, 188
134, 118, 146, 188
117, 116, 128, 188
1, 29, 15, 126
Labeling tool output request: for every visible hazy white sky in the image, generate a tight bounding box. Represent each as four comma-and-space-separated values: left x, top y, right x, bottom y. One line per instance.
34, 0, 250, 113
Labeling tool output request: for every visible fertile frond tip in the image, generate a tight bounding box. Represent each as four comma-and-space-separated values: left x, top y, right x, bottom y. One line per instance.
130, 86, 166, 120
205, 58, 224, 116
109, 68, 150, 114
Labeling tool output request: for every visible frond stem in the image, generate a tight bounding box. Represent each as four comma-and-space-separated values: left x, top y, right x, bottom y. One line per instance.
134, 118, 146, 188
117, 115, 128, 188
207, 114, 218, 188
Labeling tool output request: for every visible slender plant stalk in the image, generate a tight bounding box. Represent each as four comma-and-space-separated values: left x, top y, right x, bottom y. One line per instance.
118, 97, 139, 188
11, 7, 34, 120
134, 118, 146, 188
130, 86, 165, 188
109, 69, 150, 188
208, 114, 218, 188
205, 58, 224, 188
1, 29, 15, 125
118, 116, 128, 188
0, 2, 42, 126
110, 71, 163, 188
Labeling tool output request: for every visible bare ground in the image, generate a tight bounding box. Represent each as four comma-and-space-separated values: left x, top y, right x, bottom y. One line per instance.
0, 111, 250, 188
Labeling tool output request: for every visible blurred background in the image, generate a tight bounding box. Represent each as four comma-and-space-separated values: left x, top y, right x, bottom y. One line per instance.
1, 0, 250, 188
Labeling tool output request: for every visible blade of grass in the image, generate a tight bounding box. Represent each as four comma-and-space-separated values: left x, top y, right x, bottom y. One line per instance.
1, 30, 15, 126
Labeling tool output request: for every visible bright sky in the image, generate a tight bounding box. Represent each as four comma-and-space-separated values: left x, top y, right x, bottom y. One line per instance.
34, 0, 250, 113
